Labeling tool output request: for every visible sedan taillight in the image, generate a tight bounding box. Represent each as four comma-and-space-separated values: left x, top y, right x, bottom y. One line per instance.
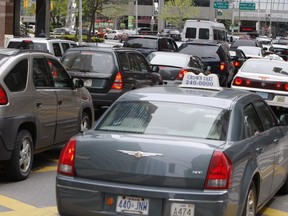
205, 150, 232, 190
112, 72, 123, 90
57, 138, 76, 176
0, 86, 8, 105
176, 68, 188, 79
220, 62, 226, 71
233, 61, 241, 68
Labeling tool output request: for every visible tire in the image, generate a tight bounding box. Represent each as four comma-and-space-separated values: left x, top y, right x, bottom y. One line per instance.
5, 130, 33, 181
81, 112, 92, 131
280, 175, 288, 194
242, 182, 257, 216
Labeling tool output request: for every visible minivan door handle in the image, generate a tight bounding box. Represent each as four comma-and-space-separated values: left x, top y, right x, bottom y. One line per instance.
36, 102, 42, 107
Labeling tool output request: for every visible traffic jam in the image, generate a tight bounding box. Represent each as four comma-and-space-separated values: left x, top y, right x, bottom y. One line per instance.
2, 20, 288, 216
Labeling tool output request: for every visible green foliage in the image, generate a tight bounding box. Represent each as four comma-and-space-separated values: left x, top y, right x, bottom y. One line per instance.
55, 34, 105, 43
160, 0, 200, 30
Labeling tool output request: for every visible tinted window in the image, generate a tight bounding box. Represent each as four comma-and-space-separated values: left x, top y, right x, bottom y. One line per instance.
199, 28, 209, 39
125, 38, 157, 49
4, 59, 28, 92
97, 101, 230, 140
33, 58, 54, 87
61, 43, 71, 53
118, 52, 131, 71
185, 28, 196, 39
128, 53, 150, 72
179, 44, 219, 60
61, 50, 115, 74
243, 104, 263, 138
52, 43, 62, 57
254, 101, 277, 130
47, 58, 72, 88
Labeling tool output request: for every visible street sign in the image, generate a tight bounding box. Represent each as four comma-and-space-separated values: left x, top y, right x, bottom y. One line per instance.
239, 2, 256, 10
213, 2, 229, 10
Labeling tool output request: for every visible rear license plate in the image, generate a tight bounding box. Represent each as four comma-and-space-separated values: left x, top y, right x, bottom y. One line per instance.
256, 91, 268, 99
116, 196, 149, 215
276, 96, 285, 103
171, 203, 195, 216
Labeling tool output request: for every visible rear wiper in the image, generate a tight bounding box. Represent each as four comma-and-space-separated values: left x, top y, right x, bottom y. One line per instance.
280, 70, 288, 76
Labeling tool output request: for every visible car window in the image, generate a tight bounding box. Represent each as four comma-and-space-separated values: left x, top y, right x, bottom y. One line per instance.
33, 58, 54, 87
125, 38, 157, 49
128, 53, 150, 72
47, 58, 72, 88
254, 100, 277, 130
243, 103, 263, 138
199, 28, 209, 39
188, 56, 202, 69
61, 43, 70, 53
241, 60, 288, 74
4, 59, 28, 92
185, 28, 196, 39
96, 101, 230, 140
179, 44, 219, 60
52, 43, 62, 57
118, 52, 131, 71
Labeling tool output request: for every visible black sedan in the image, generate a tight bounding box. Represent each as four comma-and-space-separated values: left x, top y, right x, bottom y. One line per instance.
56, 72, 288, 216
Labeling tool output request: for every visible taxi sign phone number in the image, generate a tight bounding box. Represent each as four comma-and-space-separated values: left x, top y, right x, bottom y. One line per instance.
185, 74, 214, 87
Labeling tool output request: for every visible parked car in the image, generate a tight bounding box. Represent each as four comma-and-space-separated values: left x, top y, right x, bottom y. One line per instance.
160, 28, 181, 41
104, 30, 123, 40
146, 51, 207, 85
51, 27, 76, 37
61, 46, 163, 110
178, 40, 235, 87
6, 37, 77, 59
56, 72, 288, 216
269, 39, 288, 61
0, 48, 94, 181
123, 35, 178, 56
118, 29, 136, 42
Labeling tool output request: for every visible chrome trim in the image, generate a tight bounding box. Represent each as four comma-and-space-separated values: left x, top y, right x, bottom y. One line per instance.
169, 198, 224, 203
117, 150, 163, 158
57, 184, 99, 193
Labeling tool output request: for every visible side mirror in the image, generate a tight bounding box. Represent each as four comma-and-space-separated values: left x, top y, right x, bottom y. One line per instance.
280, 114, 288, 126
151, 65, 159, 72
73, 78, 84, 88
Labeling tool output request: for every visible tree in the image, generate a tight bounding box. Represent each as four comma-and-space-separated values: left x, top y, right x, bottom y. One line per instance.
160, 0, 199, 30
51, 0, 69, 28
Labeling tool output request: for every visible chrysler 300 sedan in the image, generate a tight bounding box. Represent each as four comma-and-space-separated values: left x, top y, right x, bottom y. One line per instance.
56, 73, 288, 216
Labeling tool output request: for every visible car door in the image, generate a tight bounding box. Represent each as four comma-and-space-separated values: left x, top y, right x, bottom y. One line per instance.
32, 57, 58, 149
128, 52, 154, 87
243, 102, 275, 205
46, 57, 81, 145
254, 100, 288, 194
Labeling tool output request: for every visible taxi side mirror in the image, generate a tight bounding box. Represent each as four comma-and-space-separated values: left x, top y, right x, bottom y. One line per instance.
151, 65, 160, 72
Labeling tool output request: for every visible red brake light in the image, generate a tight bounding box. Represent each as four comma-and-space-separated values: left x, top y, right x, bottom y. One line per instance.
275, 82, 282, 90
176, 68, 188, 79
233, 77, 243, 86
112, 72, 123, 90
205, 150, 232, 190
220, 62, 226, 71
233, 61, 241, 67
285, 84, 288, 91
57, 138, 76, 176
0, 86, 8, 105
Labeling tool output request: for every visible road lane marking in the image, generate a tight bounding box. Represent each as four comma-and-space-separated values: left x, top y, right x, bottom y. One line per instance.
0, 195, 35, 211
259, 207, 288, 216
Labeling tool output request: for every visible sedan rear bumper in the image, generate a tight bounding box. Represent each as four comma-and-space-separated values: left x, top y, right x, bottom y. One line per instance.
56, 175, 235, 216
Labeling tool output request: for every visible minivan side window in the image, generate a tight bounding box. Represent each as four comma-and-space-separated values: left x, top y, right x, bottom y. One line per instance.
4, 59, 28, 92
185, 28, 196, 39
33, 58, 54, 87
199, 28, 209, 39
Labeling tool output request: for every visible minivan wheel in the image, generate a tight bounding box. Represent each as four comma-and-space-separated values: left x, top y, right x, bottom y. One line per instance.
5, 130, 33, 181
242, 182, 257, 216
81, 112, 92, 131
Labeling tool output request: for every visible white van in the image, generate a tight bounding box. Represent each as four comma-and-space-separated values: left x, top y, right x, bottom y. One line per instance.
181, 20, 228, 42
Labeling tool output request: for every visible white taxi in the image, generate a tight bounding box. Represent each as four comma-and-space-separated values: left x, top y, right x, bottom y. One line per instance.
231, 58, 288, 108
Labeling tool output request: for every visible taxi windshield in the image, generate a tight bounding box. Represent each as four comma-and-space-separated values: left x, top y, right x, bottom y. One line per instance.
241, 60, 288, 75
96, 101, 230, 141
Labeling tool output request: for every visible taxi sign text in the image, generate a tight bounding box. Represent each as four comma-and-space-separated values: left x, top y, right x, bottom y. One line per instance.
180, 72, 221, 90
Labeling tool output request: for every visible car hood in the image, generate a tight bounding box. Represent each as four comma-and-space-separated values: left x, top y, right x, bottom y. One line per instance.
73, 132, 225, 189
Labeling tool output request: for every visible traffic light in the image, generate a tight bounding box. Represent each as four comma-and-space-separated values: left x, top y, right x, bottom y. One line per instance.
24, 0, 28, 8
217, 9, 223, 16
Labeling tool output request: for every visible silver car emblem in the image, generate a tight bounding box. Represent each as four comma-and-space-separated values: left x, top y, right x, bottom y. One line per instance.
261, 82, 266, 87
117, 150, 163, 158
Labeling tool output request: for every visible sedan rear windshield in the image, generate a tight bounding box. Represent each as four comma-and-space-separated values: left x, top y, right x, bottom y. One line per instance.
179, 44, 219, 60
241, 60, 288, 75
96, 101, 230, 141
125, 38, 157, 49
61, 50, 115, 73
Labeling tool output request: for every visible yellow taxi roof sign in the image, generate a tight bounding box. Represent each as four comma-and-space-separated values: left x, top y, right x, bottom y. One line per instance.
179, 72, 222, 91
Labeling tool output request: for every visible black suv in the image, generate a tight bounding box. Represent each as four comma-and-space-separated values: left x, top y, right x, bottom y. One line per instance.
123, 35, 178, 56
178, 40, 235, 87
61, 46, 163, 109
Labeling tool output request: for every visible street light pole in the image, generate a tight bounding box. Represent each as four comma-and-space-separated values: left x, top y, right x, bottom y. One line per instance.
238, 0, 241, 33
135, 0, 138, 32
78, 0, 82, 45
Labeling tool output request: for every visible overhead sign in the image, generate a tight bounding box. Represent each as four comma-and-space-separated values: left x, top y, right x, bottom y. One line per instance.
239, 2, 256, 10
213, 2, 229, 10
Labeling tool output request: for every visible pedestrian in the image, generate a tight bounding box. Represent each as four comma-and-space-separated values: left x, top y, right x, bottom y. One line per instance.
38, 30, 46, 37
